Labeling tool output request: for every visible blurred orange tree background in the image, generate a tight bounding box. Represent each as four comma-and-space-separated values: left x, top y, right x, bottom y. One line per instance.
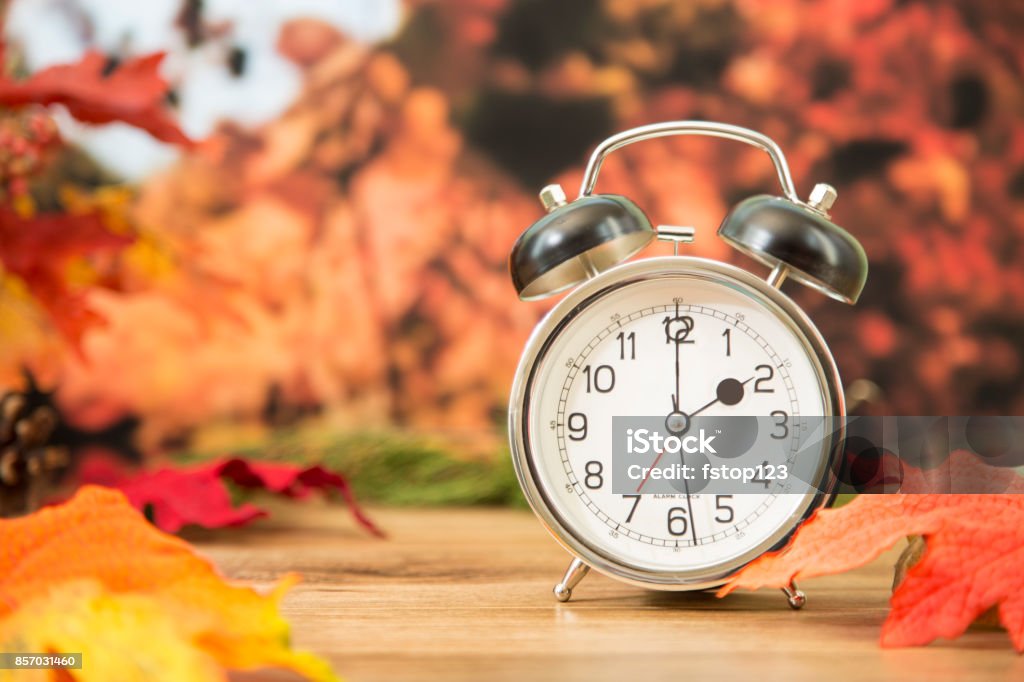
1, 0, 1023, 471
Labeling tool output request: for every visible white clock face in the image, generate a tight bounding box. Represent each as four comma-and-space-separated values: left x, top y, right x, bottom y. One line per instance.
519, 264, 838, 581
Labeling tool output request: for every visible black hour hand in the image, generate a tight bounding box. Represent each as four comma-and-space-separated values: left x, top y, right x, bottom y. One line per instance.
690, 377, 753, 418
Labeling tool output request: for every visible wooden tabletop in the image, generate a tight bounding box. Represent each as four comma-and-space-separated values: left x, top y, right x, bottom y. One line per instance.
191, 503, 1022, 682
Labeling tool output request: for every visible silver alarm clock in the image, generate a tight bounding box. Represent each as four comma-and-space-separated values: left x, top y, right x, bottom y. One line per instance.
507, 121, 867, 607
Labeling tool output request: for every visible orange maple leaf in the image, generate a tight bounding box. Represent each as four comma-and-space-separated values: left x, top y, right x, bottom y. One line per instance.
0, 51, 193, 146
0, 486, 337, 681
718, 493, 1024, 651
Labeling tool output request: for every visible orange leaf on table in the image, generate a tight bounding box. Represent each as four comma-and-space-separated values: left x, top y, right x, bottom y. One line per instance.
0, 486, 338, 682
0, 51, 193, 146
78, 455, 384, 537
718, 493, 1024, 651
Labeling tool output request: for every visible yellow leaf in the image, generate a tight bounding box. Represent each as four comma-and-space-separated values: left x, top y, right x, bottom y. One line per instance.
59, 185, 135, 235
0, 581, 225, 682
0, 487, 339, 682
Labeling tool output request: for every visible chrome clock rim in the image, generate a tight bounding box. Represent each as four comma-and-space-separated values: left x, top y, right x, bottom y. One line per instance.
508, 256, 845, 591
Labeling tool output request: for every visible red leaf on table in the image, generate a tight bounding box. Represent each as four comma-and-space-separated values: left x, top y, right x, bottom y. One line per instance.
0, 51, 193, 146
0, 207, 133, 347
718, 493, 1024, 651
78, 456, 384, 537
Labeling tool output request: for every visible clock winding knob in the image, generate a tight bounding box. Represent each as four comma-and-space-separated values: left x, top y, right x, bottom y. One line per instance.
807, 183, 838, 214
539, 184, 568, 212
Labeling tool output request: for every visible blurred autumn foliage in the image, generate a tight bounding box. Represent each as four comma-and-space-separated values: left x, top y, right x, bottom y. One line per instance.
1, 0, 1023, 465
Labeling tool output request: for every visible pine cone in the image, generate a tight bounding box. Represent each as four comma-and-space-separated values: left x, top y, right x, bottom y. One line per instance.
0, 391, 69, 517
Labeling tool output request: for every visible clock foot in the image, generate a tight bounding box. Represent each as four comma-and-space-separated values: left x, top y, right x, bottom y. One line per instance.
781, 580, 806, 610
553, 558, 590, 602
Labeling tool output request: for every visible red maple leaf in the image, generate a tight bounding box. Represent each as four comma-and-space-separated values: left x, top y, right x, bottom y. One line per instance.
77, 454, 384, 537
0, 207, 133, 347
718, 493, 1024, 651
0, 51, 193, 146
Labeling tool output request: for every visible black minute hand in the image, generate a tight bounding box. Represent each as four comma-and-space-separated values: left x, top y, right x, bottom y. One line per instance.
663, 302, 698, 545
663, 302, 690, 411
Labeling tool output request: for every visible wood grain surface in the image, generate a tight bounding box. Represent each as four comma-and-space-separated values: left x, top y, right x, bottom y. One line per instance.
190, 503, 1023, 682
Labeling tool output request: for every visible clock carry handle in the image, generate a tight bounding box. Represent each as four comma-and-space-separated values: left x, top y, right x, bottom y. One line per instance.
578, 121, 799, 202
508, 120, 866, 303
578, 120, 867, 303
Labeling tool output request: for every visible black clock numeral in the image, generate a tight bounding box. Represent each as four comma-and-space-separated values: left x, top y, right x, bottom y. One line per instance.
616, 331, 636, 360
582, 364, 615, 393
667, 507, 689, 536
714, 495, 734, 524
622, 494, 641, 523
567, 413, 588, 441
770, 410, 789, 439
722, 328, 731, 356
663, 315, 695, 345
754, 364, 775, 393
584, 461, 604, 489
751, 460, 772, 489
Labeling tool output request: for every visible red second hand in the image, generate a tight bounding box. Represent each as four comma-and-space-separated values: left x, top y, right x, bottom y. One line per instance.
636, 448, 665, 493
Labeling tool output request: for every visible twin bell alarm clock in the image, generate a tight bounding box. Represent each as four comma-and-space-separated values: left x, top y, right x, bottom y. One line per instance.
507, 121, 867, 608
